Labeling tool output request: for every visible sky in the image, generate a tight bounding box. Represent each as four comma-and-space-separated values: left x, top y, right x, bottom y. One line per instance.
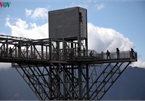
0, 0, 145, 69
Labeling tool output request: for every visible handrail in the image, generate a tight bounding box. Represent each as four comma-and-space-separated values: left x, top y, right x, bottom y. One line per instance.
0, 46, 137, 61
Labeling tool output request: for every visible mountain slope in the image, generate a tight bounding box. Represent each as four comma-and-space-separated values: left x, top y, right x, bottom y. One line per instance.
0, 68, 38, 100
103, 66, 145, 100
0, 66, 145, 100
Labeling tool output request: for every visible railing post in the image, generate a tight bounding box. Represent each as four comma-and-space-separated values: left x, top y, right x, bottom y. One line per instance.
18, 41, 21, 58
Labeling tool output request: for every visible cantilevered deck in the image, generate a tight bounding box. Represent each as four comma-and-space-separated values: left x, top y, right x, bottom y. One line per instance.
0, 34, 137, 100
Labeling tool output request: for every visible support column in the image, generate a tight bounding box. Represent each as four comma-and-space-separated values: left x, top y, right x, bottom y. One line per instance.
57, 64, 60, 98
78, 64, 82, 99
26, 44, 28, 58
18, 41, 21, 58
86, 64, 89, 99
41, 44, 43, 60
6, 39, 8, 57
49, 65, 52, 99
49, 39, 52, 60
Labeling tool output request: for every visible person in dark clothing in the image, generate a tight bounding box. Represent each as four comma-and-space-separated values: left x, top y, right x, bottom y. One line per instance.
101, 51, 104, 59
106, 50, 111, 59
131, 48, 134, 58
131, 48, 134, 52
9, 47, 13, 57
116, 48, 120, 58
90, 51, 93, 57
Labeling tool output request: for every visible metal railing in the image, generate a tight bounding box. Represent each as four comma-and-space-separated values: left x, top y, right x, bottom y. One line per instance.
65, 49, 137, 61
0, 47, 137, 61
0, 48, 49, 60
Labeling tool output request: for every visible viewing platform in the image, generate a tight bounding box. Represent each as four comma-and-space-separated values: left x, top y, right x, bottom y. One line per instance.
0, 6, 138, 100
0, 46, 137, 64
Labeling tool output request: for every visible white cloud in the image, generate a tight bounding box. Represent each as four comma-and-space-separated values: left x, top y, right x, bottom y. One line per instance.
25, 9, 32, 17
31, 8, 48, 19
6, 18, 135, 52
87, 23, 145, 68
95, 3, 104, 10
88, 23, 134, 52
86, 0, 104, 10
131, 60, 145, 68
0, 63, 11, 70
4, 17, 145, 68
25, 8, 48, 20
0, 17, 48, 70
0, 32, 7, 35
68, 2, 88, 9
5, 18, 48, 39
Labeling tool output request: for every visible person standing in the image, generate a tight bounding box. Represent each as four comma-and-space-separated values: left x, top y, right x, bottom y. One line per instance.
9, 47, 13, 57
101, 51, 104, 59
90, 51, 93, 57
106, 50, 110, 59
131, 48, 134, 58
116, 48, 120, 59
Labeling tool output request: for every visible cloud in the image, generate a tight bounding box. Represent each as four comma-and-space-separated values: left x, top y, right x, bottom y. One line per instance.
131, 60, 145, 68
3, 17, 145, 68
31, 8, 48, 19
25, 9, 32, 17
0, 63, 11, 70
6, 18, 135, 52
5, 18, 135, 52
68, 2, 88, 9
95, 3, 104, 10
88, 23, 134, 52
25, 8, 48, 20
0, 17, 48, 70
86, 0, 105, 10
5, 18, 48, 39
0, 32, 7, 35
87, 23, 145, 68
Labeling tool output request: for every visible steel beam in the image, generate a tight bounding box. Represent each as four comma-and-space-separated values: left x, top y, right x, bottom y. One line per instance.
0, 34, 138, 100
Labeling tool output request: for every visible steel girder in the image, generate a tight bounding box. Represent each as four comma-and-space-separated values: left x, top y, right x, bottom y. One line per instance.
15, 61, 131, 100
0, 34, 137, 100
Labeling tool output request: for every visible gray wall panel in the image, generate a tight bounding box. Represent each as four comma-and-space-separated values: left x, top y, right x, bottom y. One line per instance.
49, 7, 87, 40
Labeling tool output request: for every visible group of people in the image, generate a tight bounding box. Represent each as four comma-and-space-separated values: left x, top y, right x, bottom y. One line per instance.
105, 48, 135, 59
106, 48, 120, 59
0, 47, 13, 57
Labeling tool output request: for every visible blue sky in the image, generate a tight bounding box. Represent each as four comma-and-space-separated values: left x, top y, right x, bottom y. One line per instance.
0, 0, 145, 67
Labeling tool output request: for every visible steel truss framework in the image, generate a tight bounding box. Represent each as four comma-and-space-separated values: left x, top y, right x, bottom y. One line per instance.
0, 34, 137, 100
